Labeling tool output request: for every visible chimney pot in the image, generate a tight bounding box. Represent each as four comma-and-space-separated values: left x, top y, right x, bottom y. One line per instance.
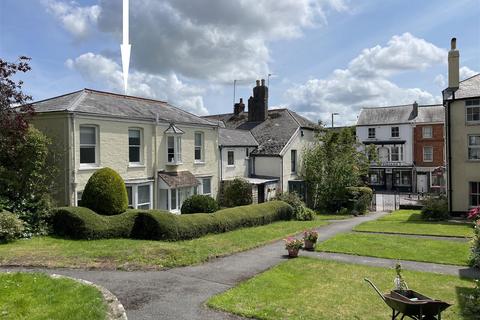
451, 37, 456, 50
261, 79, 265, 86
256, 80, 260, 87
448, 37, 460, 89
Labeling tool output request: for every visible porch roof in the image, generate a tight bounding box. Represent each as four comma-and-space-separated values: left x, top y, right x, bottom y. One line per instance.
158, 171, 200, 188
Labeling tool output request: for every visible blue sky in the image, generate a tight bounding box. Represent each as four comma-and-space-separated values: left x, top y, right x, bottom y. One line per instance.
1, 0, 479, 125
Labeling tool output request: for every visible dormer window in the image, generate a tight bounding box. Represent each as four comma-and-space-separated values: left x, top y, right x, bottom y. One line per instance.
165, 123, 184, 165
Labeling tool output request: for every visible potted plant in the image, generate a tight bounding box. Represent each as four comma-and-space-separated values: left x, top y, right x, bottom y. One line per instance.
284, 237, 303, 258
303, 230, 318, 250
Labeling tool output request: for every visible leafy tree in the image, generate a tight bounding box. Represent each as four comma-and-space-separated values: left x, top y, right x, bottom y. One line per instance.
302, 127, 375, 211
0, 57, 56, 233
221, 178, 252, 207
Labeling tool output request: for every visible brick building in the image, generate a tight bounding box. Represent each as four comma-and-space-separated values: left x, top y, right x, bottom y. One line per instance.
412, 105, 445, 193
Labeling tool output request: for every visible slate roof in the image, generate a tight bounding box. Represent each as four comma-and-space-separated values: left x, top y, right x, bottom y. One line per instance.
32, 89, 215, 126
158, 171, 200, 188
219, 128, 258, 147
204, 109, 317, 156
414, 105, 444, 124
443, 74, 480, 100
357, 104, 416, 126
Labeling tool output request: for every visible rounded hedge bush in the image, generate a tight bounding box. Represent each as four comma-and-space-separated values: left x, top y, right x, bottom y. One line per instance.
0, 211, 25, 243
181, 195, 219, 214
222, 178, 252, 207
81, 168, 128, 215
346, 186, 373, 214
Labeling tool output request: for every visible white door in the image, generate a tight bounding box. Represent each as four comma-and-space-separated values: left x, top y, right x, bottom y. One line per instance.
417, 174, 428, 193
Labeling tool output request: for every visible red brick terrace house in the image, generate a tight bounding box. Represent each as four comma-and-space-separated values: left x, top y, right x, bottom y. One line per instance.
413, 105, 446, 193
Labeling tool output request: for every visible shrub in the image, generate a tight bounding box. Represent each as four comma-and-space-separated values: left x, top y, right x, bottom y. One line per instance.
81, 168, 128, 215
221, 178, 252, 207
133, 201, 293, 241
0, 211, 25, 243
51, 207, 140, 239
461, 279, 480, 318
420, 195, 449, 221
275, 192, 315, 221
346, 187, 373, 215
181, 195, 219, 214
470, 220, 480, 269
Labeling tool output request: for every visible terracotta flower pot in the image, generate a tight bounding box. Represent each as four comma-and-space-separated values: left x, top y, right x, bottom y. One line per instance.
303, 239, 316, 251
287, 248, 299, 258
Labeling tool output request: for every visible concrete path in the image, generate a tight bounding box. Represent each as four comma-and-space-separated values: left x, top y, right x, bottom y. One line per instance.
1, 211, 389, 320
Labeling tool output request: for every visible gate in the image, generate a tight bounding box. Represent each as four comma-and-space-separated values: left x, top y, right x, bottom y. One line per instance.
373, 192, 400, 212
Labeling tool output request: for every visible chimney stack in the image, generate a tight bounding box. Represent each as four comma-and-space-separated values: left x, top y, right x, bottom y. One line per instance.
412, 101, 418, 119
248, 79, 269, 122
233, 98, 245, 115
448, 37, 459, 89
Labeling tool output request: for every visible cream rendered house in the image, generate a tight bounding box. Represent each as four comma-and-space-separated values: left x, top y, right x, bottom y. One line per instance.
31, 89, 219, 213
444, 38, 480, 214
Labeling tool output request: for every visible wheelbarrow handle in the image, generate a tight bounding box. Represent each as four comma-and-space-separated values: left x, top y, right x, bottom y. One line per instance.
364, 278, 386, 302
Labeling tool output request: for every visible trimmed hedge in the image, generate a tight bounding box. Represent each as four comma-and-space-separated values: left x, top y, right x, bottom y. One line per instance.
133, 201, 293, 241
51, 207, 142, 239
181, 195, 219, 214
81, 168, 128, 215
345, 186, 373, 214
52, 201, 293, 241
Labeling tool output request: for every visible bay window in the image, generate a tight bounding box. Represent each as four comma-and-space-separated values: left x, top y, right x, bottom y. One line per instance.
167, 135, 182, 164
126, 183, 153, 209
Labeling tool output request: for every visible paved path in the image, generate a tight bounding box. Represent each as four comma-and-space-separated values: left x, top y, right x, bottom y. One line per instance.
1, 212, 389, 320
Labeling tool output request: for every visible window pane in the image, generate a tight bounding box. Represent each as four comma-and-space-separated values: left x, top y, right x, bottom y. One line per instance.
195, 148, 202, 160
80, 146, 96, 163
170, 189, 177, 210
228, 151, 234, 165
203, 178, 211, 194
129, 146, 140, 162
129, 129, 141, 146
138, 204, 150, 210
469, 148, 480, 160
168, 136, 174, 148
126, 186, 133, 208
138, 185, 150, 205
80, 127, 96, 145
291, 150, 297, 172
469, 135, 480, 146
195, 133, 202, 147
471, 182, 478, 194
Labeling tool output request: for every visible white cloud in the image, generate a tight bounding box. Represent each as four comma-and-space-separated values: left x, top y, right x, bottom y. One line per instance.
460, 66, 478, 80
348, 32, 447, 78
286, 33, 444, 125
66, 53, 209, 115
434, 74, 446, 88
50, 0, 346, 82
44, 0, 101, 39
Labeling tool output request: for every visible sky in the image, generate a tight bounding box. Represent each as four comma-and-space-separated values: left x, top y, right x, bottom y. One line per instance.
1, 0, 479, 125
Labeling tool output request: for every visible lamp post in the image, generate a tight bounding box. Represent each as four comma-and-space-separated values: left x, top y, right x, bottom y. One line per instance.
331, 112, 339, 128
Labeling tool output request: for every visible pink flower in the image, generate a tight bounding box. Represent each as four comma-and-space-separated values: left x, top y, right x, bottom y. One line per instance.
468, 207, 480, 220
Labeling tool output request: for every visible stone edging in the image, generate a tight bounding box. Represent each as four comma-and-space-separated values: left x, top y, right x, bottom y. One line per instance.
51, 274, 127, 320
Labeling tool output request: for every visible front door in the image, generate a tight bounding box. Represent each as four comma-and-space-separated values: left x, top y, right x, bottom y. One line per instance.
417, 174, 428, 193
258, 183, 265, 203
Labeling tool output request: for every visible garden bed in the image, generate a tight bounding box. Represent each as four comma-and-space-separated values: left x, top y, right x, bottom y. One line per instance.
207, 258, 474, 320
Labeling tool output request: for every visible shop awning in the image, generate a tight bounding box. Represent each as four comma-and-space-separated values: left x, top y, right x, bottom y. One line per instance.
158, 171, 200, 188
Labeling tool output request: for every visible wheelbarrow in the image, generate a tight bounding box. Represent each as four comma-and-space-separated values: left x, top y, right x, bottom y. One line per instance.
364, 278, 452, 320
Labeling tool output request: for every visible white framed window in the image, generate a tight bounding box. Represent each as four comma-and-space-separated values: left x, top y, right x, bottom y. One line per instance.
422, 126, 433, 139
368, 128, 376, 139
227, 150, 234, 166
194, 132, 204, 162
430, 172, 445, 188
423, 146, 433, 162
468, 135, 480, 160
291, 149, 297, 173
79, 125, 98, 166
76, 191, 83, 206
167, 135, 182, 164
168, 187, 194, 213
391, 127, 399, 138
126, 183, 153, 209
196, 177, 212, 195
466, 99, 480, 123
390, 146, 401, 161
470, 182, 480, 207
128, 128, 142, 164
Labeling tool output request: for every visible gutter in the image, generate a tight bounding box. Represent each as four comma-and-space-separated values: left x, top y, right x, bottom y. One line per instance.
70, 113, 77, 206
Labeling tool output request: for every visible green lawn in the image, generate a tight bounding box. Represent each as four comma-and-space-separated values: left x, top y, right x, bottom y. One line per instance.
0, 219, 327, 270
316, 232, 470, 266
208, 258, 475, 320
354, 210, 473, 237
0, 272, 106, 320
